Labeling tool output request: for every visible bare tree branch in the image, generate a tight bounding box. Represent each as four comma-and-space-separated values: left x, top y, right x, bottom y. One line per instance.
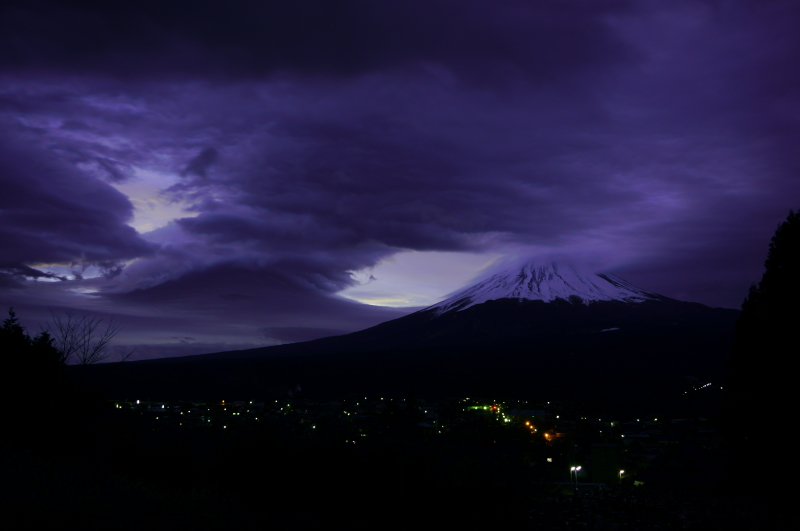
115, 345, 136, 364
47, 310, 128, 365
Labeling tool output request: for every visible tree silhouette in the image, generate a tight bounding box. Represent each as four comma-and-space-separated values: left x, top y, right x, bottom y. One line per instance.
1, 307, 63, 373
1, 307, 28, 352
47, 310, 132, 365
723, 211, 799, 496
1, 308, 68, 450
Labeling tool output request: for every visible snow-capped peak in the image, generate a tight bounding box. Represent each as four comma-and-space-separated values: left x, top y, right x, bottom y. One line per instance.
425, 260, 659, 314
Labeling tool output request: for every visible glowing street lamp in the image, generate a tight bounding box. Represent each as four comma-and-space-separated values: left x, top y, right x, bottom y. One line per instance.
619, 470, 625, 482
570, 466, 582, 486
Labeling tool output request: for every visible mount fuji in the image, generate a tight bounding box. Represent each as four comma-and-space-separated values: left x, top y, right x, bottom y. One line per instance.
75, 259, 740, 410
426, 260, 660, 314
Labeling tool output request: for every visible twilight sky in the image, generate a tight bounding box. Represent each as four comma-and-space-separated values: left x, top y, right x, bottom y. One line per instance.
1, 0, 798, 360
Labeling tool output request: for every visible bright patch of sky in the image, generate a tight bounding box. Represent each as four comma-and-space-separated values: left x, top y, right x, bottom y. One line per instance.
27, 260, 134, 282
338, 251, 501, 307
111, 167, 199, 234
69, 286, 101, 295
27, 274, 62, 283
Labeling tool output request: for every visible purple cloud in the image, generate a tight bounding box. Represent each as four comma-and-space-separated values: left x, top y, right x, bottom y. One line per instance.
1, 1, 799, 358
0, 135, 154, 279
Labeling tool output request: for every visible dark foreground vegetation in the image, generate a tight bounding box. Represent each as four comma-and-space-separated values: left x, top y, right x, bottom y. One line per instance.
0, 389, 781, 530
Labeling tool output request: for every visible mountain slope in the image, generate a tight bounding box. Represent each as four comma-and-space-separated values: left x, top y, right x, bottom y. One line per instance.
72, 260, 739, 410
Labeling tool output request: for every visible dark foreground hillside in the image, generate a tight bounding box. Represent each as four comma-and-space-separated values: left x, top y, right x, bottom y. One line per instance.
1, 396, 781, 530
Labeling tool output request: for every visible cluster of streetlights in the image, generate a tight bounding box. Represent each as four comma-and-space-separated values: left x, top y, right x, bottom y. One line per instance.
569, 467, 626, 486
570, 466, 582, 486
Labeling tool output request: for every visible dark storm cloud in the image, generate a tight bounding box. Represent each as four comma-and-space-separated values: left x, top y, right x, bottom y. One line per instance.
0, 0, 635, 82
165, 84, 639, 259
182, 147, 219, 178
102, 262, 413, 349
0, 265, 67, 282
0, 80, 159, 186
93, 156, 130, 183
1, 0, 799, 359
0, 136, 154, 276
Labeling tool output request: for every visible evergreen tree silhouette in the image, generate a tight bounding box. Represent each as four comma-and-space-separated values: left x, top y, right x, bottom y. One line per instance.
1, 308, 69, 451
723, 211, 799, 504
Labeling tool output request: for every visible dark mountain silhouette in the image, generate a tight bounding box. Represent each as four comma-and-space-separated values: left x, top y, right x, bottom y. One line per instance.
72, 260, 739, 412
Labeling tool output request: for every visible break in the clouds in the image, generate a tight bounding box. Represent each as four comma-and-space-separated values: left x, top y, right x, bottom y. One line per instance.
1, 0, 799, 358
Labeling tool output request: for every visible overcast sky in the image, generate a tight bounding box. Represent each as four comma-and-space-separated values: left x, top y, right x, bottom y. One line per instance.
1, 0, 798, 360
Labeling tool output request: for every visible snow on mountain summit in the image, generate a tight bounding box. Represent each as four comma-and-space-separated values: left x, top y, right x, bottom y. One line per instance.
426, 260, 660, 314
